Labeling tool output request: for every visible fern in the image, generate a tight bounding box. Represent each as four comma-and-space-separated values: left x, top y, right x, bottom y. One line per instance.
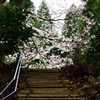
84, 75, 96, 84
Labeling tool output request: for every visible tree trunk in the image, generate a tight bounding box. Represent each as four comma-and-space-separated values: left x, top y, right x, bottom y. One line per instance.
0, 0, 6, 8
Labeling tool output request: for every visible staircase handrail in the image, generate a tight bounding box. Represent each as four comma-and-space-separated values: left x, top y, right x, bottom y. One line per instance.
0, 51, 22, 100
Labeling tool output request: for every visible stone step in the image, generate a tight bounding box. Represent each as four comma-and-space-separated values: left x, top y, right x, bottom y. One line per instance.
21, 84, 63, 88
17, 97, 84, 100
29, 72, 61, 75
27, 69, 60, 73
27, 79, 70, 84
28, 75, 61, 79
17, 94, 80, 98
27, 77, 67, 80
21, 83, 75, 88
27, 77, 60, 80
19, 88, 77, 94
17, 69, 84, 100
28, 73, 60, 75
27, 82, 70, 86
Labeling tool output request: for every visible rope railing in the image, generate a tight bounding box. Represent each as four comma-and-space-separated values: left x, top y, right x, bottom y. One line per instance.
0, 51, 22, 100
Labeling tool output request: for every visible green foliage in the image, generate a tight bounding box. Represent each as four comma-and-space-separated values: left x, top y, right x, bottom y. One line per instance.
82, 0, 96, 18
79, 75, 100, 92
83, 0, 100, 67
0, 73, 9, 84
46, 47, 70, 58
0, 3, 35, 63
72, 43, 87, 67
85, 93, 93, 100
62, 5, 90, 68
62, 0, 100, 68
84, 75, 100, 89
62, 6, 77, 38
62, 4, 89, 40
37, 0, 53, 31
32, 17, 41, 29
84, 75, 97, 84
62, 5, 81, 37
22, 59, 45, 68
10, 0, 34, 10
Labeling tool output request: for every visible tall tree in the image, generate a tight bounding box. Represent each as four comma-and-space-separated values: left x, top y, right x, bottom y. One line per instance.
62, 4, 90, 39
82, 0, 100, 67
10, 0, 34, 10
17, 1, 69, 68
37, 0, 53, 32
0, 2, 36, 65
62, 4, 91, 67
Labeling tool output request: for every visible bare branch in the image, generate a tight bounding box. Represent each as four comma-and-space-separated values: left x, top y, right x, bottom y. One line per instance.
32, 34, 72, 43
33, 34, 60, 41
28, 11, 72, 22
28, 53, 38, 61
31, 37, 39, 53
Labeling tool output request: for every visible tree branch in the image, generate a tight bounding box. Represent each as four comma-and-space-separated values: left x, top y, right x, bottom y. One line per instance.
33, 34, 60, 41
29, 11, 72, 22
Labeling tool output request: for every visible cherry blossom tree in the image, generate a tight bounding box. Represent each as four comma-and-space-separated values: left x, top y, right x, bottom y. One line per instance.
5, 1, 95, 69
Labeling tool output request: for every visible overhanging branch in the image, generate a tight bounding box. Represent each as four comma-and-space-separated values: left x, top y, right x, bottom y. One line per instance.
33, 34, 60, 41
28, 11, 72, 22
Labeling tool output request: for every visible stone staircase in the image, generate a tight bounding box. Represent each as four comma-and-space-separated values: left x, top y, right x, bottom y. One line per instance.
17, 69, 84, 100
